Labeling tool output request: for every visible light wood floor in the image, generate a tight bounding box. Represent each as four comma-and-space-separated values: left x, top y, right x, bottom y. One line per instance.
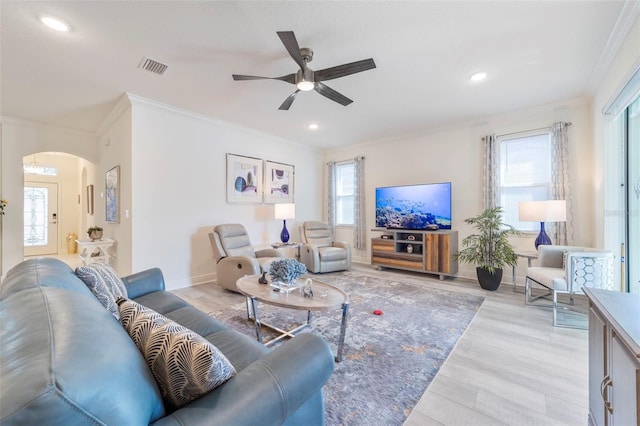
172, 264, 589, 426
51, 255, 589, 426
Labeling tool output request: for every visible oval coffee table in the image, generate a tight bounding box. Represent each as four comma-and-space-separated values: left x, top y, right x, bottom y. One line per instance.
236, 275, 350, 362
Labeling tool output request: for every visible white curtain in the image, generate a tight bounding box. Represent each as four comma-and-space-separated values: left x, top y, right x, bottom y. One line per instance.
327, 161, 336, 236
482, 134, 499, 210
550, 122, 573, 245
353, 156, 366, 250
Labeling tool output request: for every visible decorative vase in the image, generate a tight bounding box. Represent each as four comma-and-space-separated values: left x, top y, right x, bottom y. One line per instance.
89, 230, 103, 241
258, 271, 268, 284
476, 267, 503, 291
407, 244, 413, 254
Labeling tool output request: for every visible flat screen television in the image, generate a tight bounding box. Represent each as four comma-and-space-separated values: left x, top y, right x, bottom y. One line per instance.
375, 182, 452, 230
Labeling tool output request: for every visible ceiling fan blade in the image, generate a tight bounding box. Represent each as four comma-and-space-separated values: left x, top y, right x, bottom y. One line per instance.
277, 31, 306, 70
279, 90, 300, 110
233, 74, 272, 81
314, 58, 377, 82
314, 82, 353, 106
233, 73, 296, 84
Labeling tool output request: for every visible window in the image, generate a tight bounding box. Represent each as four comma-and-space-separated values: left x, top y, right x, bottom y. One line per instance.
335, 162, 355, 225
498, 131, 552, 231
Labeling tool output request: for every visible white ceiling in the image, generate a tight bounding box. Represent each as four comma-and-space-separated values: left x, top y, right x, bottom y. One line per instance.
0, 1, 629, 149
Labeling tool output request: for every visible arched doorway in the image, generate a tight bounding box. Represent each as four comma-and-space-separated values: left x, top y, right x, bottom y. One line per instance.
22, 152, 95, 264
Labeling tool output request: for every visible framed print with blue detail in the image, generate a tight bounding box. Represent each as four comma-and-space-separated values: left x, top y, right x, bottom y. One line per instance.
226, 154, 263, 203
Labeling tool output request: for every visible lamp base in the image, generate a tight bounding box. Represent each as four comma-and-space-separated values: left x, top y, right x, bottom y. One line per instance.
280, 220, 290, 243
534, 222, 552, 249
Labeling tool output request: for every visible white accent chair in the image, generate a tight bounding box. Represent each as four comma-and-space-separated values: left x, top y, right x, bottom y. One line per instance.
299, 221, 351, 273
525, 245, 615, 328
209, 224, 283, 292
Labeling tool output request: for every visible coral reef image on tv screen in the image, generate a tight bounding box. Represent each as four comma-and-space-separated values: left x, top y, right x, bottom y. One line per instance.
376, 182, 452, 230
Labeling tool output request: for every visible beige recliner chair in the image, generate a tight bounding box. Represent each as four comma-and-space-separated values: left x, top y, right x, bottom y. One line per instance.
209, 224, 283, 292
299, 221, 351, 273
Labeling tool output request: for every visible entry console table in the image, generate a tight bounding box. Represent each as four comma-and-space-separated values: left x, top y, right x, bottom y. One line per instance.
76, 238, 115, 265
585, 287, 639, 426
371, 230, 458, 280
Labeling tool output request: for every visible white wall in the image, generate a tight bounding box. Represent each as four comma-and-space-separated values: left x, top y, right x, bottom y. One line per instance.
325, 97, 593, 282
0, 118, 98, 276
127, 96, 323, 290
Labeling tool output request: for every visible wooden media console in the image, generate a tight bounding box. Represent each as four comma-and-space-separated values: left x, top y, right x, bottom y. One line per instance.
371, 230, 458, 280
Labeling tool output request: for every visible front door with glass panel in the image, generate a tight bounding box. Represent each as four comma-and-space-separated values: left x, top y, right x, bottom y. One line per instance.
24, 182, 58, 256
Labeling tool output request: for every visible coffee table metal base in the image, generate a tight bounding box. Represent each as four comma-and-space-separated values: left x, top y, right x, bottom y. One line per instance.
245, 296, 349, 362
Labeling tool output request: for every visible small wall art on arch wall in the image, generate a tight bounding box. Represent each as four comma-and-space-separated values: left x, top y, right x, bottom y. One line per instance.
105, 165, 120, 223
87, 184, 94, 215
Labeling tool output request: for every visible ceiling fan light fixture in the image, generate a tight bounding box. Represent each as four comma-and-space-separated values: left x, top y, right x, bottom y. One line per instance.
297, 80, 315, 91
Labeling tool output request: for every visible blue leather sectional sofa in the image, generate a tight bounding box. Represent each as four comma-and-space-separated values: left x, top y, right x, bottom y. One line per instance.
0, 258, 334, 425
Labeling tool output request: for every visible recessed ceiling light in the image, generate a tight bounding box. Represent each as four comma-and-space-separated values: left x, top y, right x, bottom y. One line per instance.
40, 16, 70, 32
469, 72, 487, 82
308, 123, 319, 130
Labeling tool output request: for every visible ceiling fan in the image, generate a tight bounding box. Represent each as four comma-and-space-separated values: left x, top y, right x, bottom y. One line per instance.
232, 31, 376, 110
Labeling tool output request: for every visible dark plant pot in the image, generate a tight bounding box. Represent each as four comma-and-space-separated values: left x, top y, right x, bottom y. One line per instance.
476, 267, 503, 291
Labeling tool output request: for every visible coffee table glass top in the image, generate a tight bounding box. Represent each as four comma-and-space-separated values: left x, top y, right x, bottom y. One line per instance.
236, 275, 348, 311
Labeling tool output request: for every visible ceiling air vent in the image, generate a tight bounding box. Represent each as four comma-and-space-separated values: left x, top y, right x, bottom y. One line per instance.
138, 57, 168, 75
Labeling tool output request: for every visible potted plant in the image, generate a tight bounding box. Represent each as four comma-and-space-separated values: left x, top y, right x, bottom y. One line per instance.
87, 226, 103, 241
452, 207, 519, 291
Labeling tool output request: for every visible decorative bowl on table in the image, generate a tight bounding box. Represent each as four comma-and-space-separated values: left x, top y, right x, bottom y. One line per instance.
269, 258, 307, 293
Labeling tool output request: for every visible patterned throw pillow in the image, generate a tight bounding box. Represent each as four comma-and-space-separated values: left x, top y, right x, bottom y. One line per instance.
117, 298, 236, 411
76, 263, 127, 319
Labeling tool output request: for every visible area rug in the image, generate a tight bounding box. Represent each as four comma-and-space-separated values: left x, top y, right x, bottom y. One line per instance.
210, 271, 484, 426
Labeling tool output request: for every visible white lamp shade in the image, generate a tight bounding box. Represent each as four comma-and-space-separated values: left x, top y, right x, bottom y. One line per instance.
518, 200, 566, 222
274, 203, 295, 220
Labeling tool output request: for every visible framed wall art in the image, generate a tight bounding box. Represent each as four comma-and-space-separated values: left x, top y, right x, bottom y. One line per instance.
86, 184, 94, 215
264, 160, 294, 204
226, 153, 263, 203
105, 165, 120, 223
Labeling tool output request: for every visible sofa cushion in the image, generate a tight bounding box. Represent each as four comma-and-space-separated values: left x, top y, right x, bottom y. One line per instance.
76, 263, 127, 320
526, 266, 568, 291
319, 246, 348, 262
118, 298, 237, 411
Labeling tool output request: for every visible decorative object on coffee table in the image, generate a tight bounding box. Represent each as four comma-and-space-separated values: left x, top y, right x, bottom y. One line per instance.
269, 258, 307, 292
452, 206, 519, 291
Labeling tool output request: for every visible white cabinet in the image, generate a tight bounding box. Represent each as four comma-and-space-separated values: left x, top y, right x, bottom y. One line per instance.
585, 288, 640, 426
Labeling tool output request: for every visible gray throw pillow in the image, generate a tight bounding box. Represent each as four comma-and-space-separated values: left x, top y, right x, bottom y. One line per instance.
76, 263, 127, 319
117, 298, 236, 411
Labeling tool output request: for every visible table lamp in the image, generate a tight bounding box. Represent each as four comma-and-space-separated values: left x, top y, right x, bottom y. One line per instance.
274, 203, 295, 243
518, 200, 566, 249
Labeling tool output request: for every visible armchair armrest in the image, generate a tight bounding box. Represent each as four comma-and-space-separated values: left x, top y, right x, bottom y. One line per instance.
255, 248, 283, 258
122, 268, 165, 299
565, 251, 615, 293
218, 256, 261, 274
151, 333, 334, 426
300, 244, 322, 273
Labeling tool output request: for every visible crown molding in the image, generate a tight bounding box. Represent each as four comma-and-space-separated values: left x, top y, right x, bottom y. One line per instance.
585, 0, 640, 94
